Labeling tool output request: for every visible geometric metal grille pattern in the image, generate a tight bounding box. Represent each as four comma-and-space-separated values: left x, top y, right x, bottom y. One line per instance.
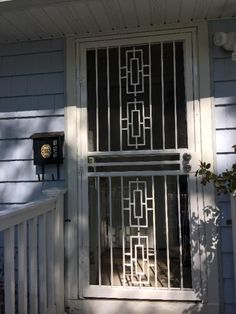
87, 41, 188, 152
122, 178, 156, 286
122, 100, 151, 149
121, 48, 151, 149
121, 48, 150, 95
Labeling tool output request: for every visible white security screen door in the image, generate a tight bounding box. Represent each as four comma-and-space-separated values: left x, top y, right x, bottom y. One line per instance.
79, 32, 201, 300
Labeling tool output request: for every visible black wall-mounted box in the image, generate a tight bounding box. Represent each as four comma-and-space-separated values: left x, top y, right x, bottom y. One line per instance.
30, 132, 64, 166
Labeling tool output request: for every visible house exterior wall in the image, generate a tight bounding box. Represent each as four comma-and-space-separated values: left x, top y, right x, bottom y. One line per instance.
0, 38, 65, 208
0, 21, 234, 313
208, 19, 236, 314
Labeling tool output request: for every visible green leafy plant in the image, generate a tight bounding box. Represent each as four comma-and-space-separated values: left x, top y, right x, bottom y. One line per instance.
195, 161, 236, 196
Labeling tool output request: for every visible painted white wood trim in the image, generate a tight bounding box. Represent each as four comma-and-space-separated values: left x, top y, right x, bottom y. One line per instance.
83, 286, 200, 301
74, 22, 205, 43
77, 32, 194, 49
78, 39, 90, 299
0, 198, 56, 231
54, 193, 65, 314
197, 21, 219, 306
47, 211, 55, 311
18, 221, 28, 314
77, 27, 203, 300
4, 227, 15, 314
64, 36, 79, 300
29, 217, 38, 314
38, 214, 47, 314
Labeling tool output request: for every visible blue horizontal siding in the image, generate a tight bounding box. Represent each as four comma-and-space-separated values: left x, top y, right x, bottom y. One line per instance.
0, 38, 65, 205
209, 19, 236, 314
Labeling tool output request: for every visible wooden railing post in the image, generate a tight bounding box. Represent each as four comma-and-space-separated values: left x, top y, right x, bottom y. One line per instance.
43, 188, 66, 314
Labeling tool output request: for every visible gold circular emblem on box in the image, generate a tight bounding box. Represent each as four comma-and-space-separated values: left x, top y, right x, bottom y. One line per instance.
41, 144, 52, 159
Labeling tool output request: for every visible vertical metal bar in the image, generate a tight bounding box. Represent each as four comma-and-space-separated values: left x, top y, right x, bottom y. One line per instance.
121, 176, 125, 286
119, 46, 122, 151
164, 176, 170, 288
151, 176, 158, 288
173, 42, 178, 149
177, 175, 184, 289
107, 48, 111, 152
149, 43, 153, 150
4, 227, 15, 314
97, 176, 101, 285
109, 177, 113, 286
161, 42, 165, 149
95, 48, 99, 152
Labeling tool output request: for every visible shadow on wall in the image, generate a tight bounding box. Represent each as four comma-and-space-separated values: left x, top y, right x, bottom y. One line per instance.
0, 114, 65, 208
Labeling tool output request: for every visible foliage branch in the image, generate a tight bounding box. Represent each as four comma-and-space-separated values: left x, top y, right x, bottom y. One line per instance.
195, 161, 236, 196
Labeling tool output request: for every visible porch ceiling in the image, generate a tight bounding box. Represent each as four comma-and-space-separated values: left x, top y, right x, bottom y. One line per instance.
0, 0, 236, 42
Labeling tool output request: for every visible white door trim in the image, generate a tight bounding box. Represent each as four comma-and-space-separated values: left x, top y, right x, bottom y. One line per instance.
64, 22, 219, 312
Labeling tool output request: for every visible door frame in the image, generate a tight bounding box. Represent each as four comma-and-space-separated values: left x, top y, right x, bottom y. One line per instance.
64, 22, 218, 309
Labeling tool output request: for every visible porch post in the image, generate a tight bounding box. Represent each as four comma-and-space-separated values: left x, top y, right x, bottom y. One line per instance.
43, 188, 66, 314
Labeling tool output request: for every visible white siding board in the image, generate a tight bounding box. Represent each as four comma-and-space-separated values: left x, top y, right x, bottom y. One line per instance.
0, 116, 64, 139
0, 72, 64, 97
218, 201, 231, 226
223, 279, 235, 303
213, 59, 236, 82
0, 109, 64, 119
0, 51, 64, 76
215, 105, 236, 129
216, 154, 236, 173
224, 304, 236, 314
214, 81, 236, 100
0, 181, 65, 203
0, 94, 64, 113
216, 129, 236, 153
221, 227, 233, 253
0, 38, 65, 207
0, 140, 33, 160
222, 253, 235, 278
0, 38, 63, 57
0, 161, 65, 181
209, 19, 236, 312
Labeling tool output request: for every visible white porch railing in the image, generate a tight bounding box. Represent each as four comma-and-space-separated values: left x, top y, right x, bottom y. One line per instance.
0, 189, 66, 314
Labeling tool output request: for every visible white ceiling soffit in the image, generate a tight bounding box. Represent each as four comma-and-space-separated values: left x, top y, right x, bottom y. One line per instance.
0, 0, 236, 42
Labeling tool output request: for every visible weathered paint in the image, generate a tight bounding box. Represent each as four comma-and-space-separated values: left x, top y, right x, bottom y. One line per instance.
209, 19, 236, 314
